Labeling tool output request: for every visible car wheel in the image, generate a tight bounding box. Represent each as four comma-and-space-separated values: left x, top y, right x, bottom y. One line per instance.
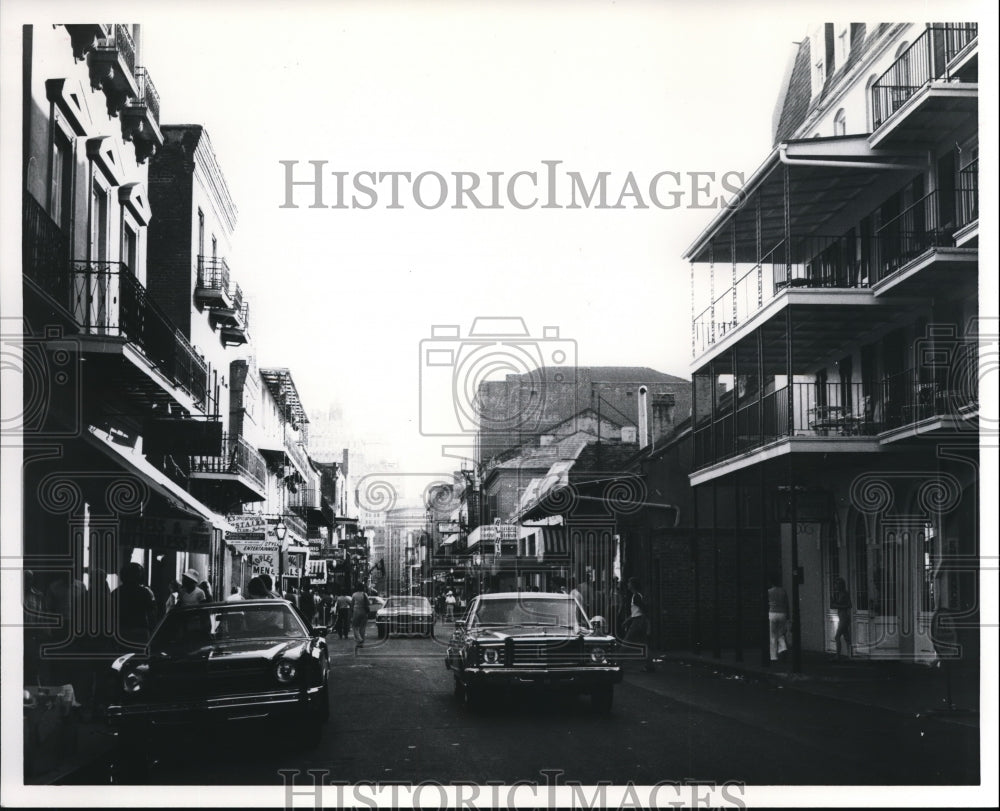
591, 685, 613, 715
316, 682, 330, 723
453, 675, 465, 701
377, 623, 388, 640
463, 683, 484, 711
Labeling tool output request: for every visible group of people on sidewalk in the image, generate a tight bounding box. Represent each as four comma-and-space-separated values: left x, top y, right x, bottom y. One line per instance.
767, 576, 853, 664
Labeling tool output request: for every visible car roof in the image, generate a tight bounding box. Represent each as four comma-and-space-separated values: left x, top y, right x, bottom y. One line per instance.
473, 591, 573, 601
169, 599, 293, 610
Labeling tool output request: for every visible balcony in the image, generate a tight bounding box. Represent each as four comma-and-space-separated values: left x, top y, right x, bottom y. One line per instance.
189, 432, 267, 502
870, 25, 978, 149
64, 24, 109, 61
692, 371, 975, 480
121, 67, 163, 164
87, 24, 139, 117
955, 158, 978, 245
692, 236, 873, 358
22, 208, 208, 415
870, 190, 977, 295
195, 256, 234, 310
220, 300, 250, 346
881, 366, 977, 438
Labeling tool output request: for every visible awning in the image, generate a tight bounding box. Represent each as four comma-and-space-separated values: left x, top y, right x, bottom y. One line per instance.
84, 425, 233, 533
439, 534, 459, 546
682, 135, 926, 264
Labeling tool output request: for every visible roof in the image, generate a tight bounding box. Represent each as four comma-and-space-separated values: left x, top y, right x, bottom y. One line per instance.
472, 592, 575, 601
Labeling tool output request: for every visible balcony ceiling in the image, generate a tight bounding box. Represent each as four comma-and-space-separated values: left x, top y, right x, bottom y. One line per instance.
699, 298, 922, 375
869, 85, 978, 150
683, 136, 925, 265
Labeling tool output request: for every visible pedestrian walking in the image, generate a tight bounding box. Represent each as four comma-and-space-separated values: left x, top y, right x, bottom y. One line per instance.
768, 576, 790, 662
247, 577, 270, 599
334, 592, 351, 638
832, 577, 852, 660
351, 585, 370, 647
444, 590, 456, 622
260, 574, 282, 599
623, 577, 655, 672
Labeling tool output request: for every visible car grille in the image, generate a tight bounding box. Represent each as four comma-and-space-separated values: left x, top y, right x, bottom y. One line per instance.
148, 659, 278, 699
508, 638, 585, 667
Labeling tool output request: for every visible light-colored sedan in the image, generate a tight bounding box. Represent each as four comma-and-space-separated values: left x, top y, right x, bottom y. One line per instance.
376, 596, 434, 638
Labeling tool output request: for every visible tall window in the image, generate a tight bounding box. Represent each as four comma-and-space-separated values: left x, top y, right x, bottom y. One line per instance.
122, 222, 138, 275
90, 181, 108, 262
198, 208, 205, 257
50, 128, 72, 231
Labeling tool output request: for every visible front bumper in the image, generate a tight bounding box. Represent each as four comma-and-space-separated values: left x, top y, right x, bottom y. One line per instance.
107, 685, 324, 728
460, 666, 622, 690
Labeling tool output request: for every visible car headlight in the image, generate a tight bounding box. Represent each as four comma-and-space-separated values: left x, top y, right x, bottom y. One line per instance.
123, 664, 149, 693
483, 647, 500, 665
275, 660, 298, 683
589, 646, 608, 664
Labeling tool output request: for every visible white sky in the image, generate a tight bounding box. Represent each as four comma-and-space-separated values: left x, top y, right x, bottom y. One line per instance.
135, 1, 813, 477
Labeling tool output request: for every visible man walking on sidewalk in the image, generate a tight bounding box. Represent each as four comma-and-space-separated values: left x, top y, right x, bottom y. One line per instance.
351, 584, 370, 648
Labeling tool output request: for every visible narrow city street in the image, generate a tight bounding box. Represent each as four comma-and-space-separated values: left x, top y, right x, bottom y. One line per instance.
62, 627, 978, 787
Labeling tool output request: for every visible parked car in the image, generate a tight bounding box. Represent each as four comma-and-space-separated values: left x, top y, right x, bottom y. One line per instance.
376, 595, 434, 638
445, 592, 622, 713
105, 600, 330, 746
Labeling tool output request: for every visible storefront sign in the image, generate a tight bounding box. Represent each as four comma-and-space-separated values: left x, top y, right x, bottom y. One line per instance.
119, 516, 212, 553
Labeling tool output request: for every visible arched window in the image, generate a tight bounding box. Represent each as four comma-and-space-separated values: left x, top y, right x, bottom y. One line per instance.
864, 73, 879, 131
834, 108, 847, 136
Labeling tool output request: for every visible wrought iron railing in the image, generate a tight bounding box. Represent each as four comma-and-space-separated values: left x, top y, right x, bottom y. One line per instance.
871, 24, 978, 130
957, 158, 979, 229
67, 260, 208, 408
872, 190, 944, 283
97, 24, 136, 76
285, 438, 312, 480
190, 432, 266, 489
23, 195, 70, 303
132, 67, 160, 124
196, 255, 231, 295
693, 382, 877, 469
881, 366, 976, 430
282, 512, 309, 540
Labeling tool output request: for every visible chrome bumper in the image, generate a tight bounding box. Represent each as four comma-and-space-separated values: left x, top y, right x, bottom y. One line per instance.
462, 666, 622, 688
107, 685, 323, 725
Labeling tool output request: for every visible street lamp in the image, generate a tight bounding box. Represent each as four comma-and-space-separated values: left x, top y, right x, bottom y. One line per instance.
274, 517, 287, 542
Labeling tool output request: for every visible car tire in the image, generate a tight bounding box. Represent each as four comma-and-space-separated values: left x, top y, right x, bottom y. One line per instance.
453, 675, 465, 701
377, 624, 388, 640
591, 685, 614, 715
316, 681, 330, 723
463, 683, 484, 712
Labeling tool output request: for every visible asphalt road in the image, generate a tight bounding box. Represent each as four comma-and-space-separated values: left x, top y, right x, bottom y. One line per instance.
65, 625, 979, 787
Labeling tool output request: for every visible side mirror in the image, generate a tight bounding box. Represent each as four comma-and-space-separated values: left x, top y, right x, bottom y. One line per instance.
590, 615, 606, 633
454, 619, 466, 629
312, 624, 329, 637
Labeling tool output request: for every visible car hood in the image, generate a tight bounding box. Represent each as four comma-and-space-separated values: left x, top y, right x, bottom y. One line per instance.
148, 638, 309, 663
378, 606, 432, 616
468, 626, 613, 641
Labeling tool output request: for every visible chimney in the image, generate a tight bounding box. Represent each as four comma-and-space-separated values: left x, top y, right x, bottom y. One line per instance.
651, 394, 676, 445
637, 386, 649, 449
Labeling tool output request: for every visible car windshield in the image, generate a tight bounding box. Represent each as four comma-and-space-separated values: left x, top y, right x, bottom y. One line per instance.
385, 597, 430, 610
471, 597, 591, 630
151, 604, 309, 650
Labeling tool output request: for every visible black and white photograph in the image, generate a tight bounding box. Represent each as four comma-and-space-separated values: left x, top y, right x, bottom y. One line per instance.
1, 0, 996, 807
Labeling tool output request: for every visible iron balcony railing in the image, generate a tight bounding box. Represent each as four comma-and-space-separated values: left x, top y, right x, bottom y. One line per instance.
196, 256, 232, 296
96, 23, 136, 76
281, 512, 309, 540
60, 260, 208, 408
23, 195, 70, 303
285, 438, 312, 480
871, 24, 978, 130
872, 190, 945, 284
190, 432, 266, 490
957, 158, 979, 230
881, 366, 977, 431
131, 67, 160, 124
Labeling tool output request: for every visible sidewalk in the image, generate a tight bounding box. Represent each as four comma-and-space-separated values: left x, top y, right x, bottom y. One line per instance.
651, 646, 980, 728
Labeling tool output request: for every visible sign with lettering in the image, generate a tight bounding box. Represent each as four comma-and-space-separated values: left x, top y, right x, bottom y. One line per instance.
119, 516, 212, 553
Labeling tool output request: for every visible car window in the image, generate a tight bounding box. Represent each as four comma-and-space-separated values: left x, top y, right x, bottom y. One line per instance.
385, 597, 431, 610
471, 598, 590, 629
152, 604, 308, 649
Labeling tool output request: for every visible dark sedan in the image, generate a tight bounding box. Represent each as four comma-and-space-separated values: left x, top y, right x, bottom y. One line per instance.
105, 600, 330, 746
375, 596, 434, 638
445, 592, 622, 713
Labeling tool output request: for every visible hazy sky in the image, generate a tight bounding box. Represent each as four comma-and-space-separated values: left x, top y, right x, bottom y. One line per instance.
134, 2, 811, 478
